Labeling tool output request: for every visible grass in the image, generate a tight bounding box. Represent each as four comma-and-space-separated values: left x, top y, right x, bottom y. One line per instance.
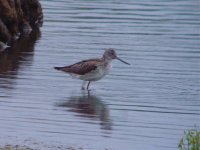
179, 128, 200, 150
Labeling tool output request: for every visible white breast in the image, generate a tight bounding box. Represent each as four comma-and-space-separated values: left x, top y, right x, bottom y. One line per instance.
79, 63, 112, 81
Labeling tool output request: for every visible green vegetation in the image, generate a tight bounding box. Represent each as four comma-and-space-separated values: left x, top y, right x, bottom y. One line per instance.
179, 128, 200, 150
0, 145, 32, 150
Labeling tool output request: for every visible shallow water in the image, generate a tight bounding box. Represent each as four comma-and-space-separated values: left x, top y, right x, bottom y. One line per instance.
0, 0, 200, 149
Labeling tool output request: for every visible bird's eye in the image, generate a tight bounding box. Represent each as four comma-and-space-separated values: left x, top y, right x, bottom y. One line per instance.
110, 51, 114, 55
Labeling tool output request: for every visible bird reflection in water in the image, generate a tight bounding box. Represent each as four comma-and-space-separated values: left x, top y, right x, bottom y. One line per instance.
57, 92, 112, 131
0, 27, 41, 90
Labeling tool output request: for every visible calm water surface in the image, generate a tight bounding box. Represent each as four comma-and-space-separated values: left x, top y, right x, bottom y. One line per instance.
0, 0, 200, 149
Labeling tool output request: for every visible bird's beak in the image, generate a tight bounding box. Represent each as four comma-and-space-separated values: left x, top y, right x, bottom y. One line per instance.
116, 57, 130, 65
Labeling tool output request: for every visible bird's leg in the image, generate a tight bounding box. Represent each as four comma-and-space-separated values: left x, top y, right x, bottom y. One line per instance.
81, 81, 87, 90
87, 81, 91, 90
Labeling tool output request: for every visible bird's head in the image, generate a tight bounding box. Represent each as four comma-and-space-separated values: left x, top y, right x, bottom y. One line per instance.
103, 48, 117, 60
103, 48, 130, 65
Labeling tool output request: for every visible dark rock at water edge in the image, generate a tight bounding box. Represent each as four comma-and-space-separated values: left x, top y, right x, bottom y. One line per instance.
0, 26, 41, 74
0, 0, 43, 50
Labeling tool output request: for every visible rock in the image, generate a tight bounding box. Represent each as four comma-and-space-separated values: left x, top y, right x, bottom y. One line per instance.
20, 0, 43, 28
0, 27, 41, 74
0, 0, 43, 49
0, 18, 11, 43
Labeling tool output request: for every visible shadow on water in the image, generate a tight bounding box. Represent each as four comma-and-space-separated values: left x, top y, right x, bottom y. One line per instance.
56, 91, 112, 131
0, 27, 41, 90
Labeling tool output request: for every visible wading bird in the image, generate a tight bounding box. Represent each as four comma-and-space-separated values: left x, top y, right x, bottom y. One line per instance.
54, 48, 130, 90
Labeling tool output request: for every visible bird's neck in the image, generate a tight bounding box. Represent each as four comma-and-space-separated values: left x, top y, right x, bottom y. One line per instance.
102, 56, 113, 64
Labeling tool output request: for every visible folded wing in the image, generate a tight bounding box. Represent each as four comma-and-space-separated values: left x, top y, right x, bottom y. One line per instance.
54, 58, 101, 75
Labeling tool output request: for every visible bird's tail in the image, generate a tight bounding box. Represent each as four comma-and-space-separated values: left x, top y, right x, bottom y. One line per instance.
54, 67, 63, 71
54, 66, 70, 73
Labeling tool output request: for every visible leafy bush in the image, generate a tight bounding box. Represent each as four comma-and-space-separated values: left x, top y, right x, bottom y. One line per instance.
179, 129, 200, 150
